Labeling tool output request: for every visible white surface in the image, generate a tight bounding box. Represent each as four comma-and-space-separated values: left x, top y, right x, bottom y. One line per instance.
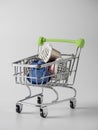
0, 0, 98, 130
0, 102, 98, 130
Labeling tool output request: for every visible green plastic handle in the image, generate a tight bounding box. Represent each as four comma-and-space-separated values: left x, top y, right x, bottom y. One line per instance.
38, 37, 85, 48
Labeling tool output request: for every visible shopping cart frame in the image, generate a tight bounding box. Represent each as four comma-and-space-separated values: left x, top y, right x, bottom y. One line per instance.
13, 37, 85, 118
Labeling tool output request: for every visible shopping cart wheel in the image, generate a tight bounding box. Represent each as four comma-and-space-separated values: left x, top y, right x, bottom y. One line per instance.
16, 103, 23, 113
70, 98, 76, 109
37, 96, 43, 104
40, 106, 48, 118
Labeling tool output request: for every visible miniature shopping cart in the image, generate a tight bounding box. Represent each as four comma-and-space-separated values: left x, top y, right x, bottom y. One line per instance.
13, 37, 85, 118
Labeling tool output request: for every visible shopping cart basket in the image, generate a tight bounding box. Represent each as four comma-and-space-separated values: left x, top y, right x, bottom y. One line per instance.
13, 37, 85, 118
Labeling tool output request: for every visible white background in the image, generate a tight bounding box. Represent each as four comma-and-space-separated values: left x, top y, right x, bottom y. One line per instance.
0, 0, 98, 130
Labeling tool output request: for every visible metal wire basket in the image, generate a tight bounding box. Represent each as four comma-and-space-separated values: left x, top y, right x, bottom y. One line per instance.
13, 37, 85, 118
